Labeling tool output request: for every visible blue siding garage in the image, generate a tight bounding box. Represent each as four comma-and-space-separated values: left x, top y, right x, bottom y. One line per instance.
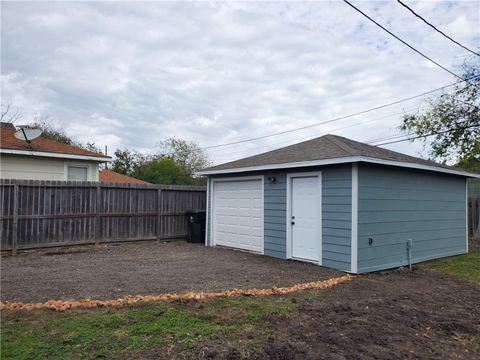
357, 163, 467, 273
200, 135, 476, 274
206, 164, 353, 271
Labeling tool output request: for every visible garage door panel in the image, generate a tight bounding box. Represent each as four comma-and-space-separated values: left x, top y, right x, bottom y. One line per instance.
213, 179, 264, 253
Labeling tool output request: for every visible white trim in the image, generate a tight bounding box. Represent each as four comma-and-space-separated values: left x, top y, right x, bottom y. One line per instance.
0, 148, 111, 162
210, 176, 264, 254
64, 163, 90, 181
205, 177, 210, 246
197, 156, 480, 178
466, 179, 469, 253
351, 163, 359, 274
286, 171, 322, 265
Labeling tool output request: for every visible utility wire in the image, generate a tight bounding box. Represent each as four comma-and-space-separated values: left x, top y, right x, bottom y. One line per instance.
373, 124, 480, 146
396, 0, 480, 57
343, 0, 463, 80
208, 107, 418, 156
210, 107, 421, 163
368, 118, 474, 144
202, 75, 478, 150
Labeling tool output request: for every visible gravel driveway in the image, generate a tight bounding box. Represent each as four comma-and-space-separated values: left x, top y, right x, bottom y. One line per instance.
1, 241, 341, 302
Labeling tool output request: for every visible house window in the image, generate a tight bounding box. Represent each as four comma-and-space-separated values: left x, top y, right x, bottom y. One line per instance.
67, 166, 88, 181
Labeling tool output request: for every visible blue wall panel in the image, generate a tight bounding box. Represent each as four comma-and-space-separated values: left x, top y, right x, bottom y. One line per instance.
321, 165, 352, 271
264, 173, 287, 258
357, 163, 467, 273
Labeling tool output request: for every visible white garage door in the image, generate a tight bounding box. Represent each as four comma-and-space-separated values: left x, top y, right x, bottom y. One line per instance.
212, 178, 264, 253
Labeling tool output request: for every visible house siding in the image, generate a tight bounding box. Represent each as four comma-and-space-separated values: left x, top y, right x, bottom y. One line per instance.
0, 154, 99, 181
264, 173, 287, 258
205, 164, 353, 272
357, 163, 467, 273
321, 165, 352, 271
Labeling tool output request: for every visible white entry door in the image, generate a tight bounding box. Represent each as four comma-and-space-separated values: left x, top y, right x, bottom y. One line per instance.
212, 178, 264, 253
291, 175, 321, 262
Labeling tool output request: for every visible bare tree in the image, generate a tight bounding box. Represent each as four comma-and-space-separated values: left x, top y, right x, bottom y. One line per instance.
1, 102, 22, 124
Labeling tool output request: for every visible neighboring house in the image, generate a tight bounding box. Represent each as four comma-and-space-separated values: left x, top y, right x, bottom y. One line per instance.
99, 169, 150, 184
198, 134, 479, 274
0, 122, 111, 181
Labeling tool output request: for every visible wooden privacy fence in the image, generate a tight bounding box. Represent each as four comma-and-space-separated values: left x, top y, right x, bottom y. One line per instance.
469, 198, 479, 239
0, 179, 206, 253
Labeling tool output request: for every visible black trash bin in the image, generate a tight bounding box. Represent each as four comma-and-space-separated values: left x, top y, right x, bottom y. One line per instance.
186, 210, 206, 243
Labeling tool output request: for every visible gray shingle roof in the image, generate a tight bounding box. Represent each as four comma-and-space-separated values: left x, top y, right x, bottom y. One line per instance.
202, 134, 459, 172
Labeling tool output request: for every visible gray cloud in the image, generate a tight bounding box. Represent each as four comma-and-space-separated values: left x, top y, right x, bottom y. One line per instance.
1, 1, 478, 164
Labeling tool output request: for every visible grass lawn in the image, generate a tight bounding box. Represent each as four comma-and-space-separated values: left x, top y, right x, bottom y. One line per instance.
1, 296, 297, 359
427, 241, 480, 281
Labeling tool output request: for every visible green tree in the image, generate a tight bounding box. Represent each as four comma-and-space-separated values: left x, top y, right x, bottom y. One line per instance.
400, 61, 479, 169
158, 137, 211, 175
111, 149, 146, 175
456, 142, 480, 173
133, 157, 197, 185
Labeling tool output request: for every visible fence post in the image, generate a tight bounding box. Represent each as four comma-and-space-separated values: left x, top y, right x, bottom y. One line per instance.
95, 184, 101, 246
12, 184, 19, 255
474, 199, 480, 241
156, 188, 162, 242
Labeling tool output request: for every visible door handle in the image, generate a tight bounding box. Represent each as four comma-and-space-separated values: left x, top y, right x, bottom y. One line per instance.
291, 216, 295, 225
291, 221, 295, 225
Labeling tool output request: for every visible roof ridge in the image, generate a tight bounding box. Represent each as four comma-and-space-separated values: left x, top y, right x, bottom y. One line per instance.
199, 133, 477, 177
324, 135, 355, 156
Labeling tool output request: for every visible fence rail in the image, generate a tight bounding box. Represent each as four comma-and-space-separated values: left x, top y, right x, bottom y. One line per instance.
469, 198, 479, 239
0, 179, 206, 253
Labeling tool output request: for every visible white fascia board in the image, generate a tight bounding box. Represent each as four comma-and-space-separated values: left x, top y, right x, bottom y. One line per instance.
0, 148, 111, 162
197, 157, 356, 175
197, 156, 480, 178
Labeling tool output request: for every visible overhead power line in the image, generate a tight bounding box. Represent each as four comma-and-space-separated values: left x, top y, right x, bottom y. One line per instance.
202, 75, 478, 150
343, 0, 463, 80
373, 123, 480, 146
396, 0, 480, 57
210, 107, 422, 163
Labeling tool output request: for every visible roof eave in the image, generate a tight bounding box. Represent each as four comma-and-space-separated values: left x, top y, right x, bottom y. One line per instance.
196, 156, 480, 178
0, 148, 112, 162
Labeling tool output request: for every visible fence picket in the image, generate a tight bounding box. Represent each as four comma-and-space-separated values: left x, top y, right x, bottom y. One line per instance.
0, 179, 205, 251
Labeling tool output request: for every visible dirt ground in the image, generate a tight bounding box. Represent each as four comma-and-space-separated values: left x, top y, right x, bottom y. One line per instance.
1, 241, 341, 302
2, 242, 479, 359
192, 268, 480, 360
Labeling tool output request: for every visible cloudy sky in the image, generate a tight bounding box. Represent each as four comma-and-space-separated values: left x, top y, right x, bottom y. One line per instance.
1, 1, 479, 164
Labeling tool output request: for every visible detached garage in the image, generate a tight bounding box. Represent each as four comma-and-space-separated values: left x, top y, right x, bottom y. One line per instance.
198, 135, 479, 274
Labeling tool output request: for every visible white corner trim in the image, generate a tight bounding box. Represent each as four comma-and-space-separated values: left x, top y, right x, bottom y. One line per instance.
286, 171, 322, 265
0, 148, 111, 162
205, 177, 210, 247
197, 156, 480, 179
466, 179, 469, 253
351, 163, 359, 274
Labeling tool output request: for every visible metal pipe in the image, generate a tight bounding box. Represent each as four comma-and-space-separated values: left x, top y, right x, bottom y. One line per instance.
407, 239, 413, 270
